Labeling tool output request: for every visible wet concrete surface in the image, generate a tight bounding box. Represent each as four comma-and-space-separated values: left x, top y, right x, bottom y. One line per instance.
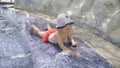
30, 11, 120, 68
0, 8, 117, 68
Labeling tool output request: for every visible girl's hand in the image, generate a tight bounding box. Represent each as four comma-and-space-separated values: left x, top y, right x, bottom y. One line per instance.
71, 51, 79, 57
72, 41, 78, 47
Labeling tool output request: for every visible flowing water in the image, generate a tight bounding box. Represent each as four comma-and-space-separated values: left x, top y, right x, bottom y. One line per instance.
0, 8, 114, 68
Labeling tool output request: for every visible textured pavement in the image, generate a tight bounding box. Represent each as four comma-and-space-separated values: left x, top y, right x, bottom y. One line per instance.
2, 8, 120, 68
72, 25, 120, 68
0, 8, 114, 68
31, 12, 120, 68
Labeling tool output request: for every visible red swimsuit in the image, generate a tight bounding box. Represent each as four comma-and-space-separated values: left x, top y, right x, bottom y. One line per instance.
42, 29, 57, 43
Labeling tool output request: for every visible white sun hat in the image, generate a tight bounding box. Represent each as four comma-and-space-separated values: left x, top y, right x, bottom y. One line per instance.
56, 13, 74, 28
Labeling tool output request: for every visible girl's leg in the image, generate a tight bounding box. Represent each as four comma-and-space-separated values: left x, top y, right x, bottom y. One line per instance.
30, 25, 46, 37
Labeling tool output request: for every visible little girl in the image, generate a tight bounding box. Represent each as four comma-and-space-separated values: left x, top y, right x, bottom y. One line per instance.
30, 13, 79, 56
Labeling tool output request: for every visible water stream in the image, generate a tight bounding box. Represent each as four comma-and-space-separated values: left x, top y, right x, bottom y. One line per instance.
0, 8, 114, 68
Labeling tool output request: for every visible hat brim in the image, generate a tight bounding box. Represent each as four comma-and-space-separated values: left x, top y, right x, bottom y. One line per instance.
56, 20, 74, 28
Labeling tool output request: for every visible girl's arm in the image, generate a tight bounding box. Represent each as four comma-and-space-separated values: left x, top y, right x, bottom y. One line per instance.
68, 34, 77, 47
55, 34, 71, 51
55, 34, 78, 56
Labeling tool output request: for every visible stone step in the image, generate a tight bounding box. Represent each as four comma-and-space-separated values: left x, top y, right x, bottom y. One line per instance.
110, 28, 120, 40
